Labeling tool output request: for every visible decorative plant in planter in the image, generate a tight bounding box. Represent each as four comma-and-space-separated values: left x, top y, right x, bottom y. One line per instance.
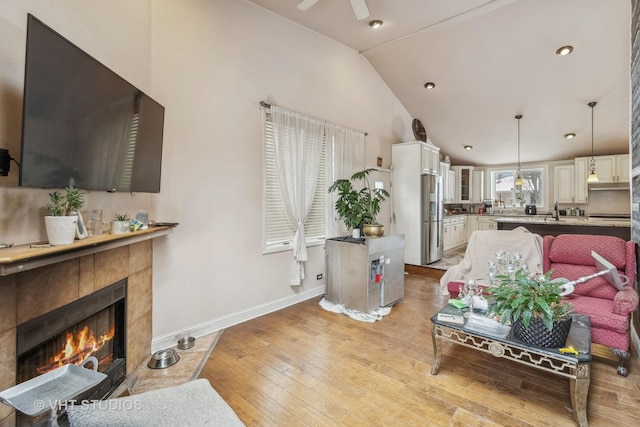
45, 187, 85, 245
328, 168, 389, 237
111, 213, 131, 235
488, 269, 573, 348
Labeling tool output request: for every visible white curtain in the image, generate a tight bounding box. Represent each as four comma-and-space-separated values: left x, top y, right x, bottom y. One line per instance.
271, 106, 325, 286
326, 124, 365, 238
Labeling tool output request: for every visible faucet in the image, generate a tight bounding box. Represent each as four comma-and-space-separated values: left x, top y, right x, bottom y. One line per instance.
554, 201, 559, 221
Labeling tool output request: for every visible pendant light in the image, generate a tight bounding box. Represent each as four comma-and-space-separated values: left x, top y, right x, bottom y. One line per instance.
587, 101, 599, 183
514, 114, 523, 186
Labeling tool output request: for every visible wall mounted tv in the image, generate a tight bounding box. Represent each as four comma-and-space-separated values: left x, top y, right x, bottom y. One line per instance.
19, 14, 165, 193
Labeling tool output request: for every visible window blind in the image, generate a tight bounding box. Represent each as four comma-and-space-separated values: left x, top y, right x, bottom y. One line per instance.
263, 110, 326, 249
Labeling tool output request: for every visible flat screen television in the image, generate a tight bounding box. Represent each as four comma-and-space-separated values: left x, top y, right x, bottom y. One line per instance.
19, 14, 165, 193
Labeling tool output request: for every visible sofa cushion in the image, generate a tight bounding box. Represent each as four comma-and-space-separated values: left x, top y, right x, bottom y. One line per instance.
547, 234, 627, 269
563, 295, 629, 333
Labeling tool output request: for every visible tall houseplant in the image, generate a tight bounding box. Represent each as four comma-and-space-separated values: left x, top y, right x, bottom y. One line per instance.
328, 168, 389, 237
45, 186, 85, 245
489, 269, 573, 348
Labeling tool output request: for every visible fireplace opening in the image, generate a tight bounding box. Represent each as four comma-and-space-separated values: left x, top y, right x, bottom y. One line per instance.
16, 280, 127, 402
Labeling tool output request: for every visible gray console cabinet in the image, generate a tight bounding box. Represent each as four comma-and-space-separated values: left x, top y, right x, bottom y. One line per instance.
325, 235, 405, 313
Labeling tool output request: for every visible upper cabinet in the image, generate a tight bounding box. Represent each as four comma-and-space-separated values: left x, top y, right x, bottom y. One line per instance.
575, 154, 629, 183
574, 154, 629, 203
553, 164, 575, 203
421, 143, 440, 175
451, 166, 474, 203
598, 154, 629, 183
471, 170, 484, 203
392, 141, 440, 176
440, 162, 454, 203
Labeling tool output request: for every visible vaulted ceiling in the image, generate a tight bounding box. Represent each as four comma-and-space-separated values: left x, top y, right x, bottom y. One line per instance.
248, 0, 631, 166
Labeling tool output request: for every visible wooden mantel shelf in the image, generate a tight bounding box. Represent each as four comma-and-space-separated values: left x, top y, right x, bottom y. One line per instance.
0, 226, 175, 276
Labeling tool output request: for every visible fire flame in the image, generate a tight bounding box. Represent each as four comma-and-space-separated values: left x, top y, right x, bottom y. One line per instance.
37, 324, 115, 374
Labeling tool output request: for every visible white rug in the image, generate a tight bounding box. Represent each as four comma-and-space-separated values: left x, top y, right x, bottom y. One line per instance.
66, 378, 244, 426
319, 297, 391, 322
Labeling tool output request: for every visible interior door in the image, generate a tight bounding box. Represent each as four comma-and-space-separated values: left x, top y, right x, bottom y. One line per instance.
367, 168, 392, 235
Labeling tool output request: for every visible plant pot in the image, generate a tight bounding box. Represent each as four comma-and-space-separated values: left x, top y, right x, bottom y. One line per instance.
111, 220, 131, 234
513, 316, 572, 348
362, 224, 384, 237
44, 215, 78, 246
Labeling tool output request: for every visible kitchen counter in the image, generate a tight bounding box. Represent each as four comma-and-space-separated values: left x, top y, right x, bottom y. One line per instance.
493, 216, 631, 227
494, 216, 630, 240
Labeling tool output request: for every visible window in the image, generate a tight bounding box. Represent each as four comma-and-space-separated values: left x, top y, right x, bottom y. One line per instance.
489, 166, 546, 207
263, 110, 327, 252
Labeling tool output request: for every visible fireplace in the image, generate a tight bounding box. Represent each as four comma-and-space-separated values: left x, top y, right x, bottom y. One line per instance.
16, 280, 127, 401
0, 235, 161, 426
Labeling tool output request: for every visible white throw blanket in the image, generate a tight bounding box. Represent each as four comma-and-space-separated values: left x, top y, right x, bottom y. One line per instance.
439, 227, 543, 295
319, 297, 391, 322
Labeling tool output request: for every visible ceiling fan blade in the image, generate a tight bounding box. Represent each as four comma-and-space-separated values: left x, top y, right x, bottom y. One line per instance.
349, 0, 370, 20
297, 0, 320, 11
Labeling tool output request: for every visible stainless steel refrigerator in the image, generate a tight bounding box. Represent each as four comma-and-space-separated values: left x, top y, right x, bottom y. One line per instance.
421, 174, 443, 264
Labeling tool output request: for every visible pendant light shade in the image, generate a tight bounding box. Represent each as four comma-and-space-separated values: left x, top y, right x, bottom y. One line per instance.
514, 114, 523, 186
587, 101, 599, 183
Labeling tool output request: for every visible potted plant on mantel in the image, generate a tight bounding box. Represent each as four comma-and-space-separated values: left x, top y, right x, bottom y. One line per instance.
111, 213, 131, 235
328, 168, 389, 238
45, 186, 85, 246
489, 269, 574, 348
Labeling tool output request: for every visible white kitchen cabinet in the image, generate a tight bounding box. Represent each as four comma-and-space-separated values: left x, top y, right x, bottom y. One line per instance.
448, 170, 456, 204
593, 155, 616, 183
443, 216, 467, 251
553, 164, 575, 203
422, 143, 440, 175
467, 215, 479, 240
616, 154, 629, 182
451, 166, 474, 203
574, 154, 629, 203
440, 162, 455, 203
477, 216, 497, 230
574, 157, 589, 203
471, 170, 484, 203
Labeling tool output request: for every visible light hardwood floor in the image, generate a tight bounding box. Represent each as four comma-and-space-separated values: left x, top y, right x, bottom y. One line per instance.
200, 271, 640, 426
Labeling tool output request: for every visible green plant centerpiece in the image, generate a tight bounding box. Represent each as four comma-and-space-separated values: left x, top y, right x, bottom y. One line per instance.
488, 269, 573, 348
328, 168, 389, 237
44, 186, 85, 245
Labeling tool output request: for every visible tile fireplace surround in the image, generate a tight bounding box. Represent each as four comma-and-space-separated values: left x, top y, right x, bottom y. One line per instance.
0, 228, 171, 425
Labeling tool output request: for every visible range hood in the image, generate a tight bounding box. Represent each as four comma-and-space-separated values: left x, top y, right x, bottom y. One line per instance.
588, 182, 630, 191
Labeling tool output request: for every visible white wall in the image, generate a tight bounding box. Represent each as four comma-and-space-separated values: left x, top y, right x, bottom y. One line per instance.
0, 0, 414, 344
149, 0, 413, 341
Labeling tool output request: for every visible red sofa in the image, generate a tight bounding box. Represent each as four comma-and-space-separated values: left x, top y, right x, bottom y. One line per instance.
543, 234, 638, 376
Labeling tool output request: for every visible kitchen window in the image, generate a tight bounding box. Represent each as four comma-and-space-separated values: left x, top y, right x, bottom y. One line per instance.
488, 166, 546, 208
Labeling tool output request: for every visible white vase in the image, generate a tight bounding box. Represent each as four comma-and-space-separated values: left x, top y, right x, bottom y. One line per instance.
111, 220, 131, 234
44, 215, 78, 246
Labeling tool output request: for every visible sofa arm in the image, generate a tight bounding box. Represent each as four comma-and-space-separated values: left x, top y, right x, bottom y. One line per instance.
613, 287, 640, 316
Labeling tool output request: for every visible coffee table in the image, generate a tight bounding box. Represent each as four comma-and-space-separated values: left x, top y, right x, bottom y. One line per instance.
431, 305, 591, 426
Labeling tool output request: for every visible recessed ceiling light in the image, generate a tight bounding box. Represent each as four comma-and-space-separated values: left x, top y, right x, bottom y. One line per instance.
369, 20, 383, 28
556, 45, 573, 56
424, 82, 435, 90
464, 145, 473, 150
564, 133, 576, 139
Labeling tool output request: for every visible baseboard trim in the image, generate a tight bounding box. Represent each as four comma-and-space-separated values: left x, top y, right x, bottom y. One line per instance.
151, 285, 325, 353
